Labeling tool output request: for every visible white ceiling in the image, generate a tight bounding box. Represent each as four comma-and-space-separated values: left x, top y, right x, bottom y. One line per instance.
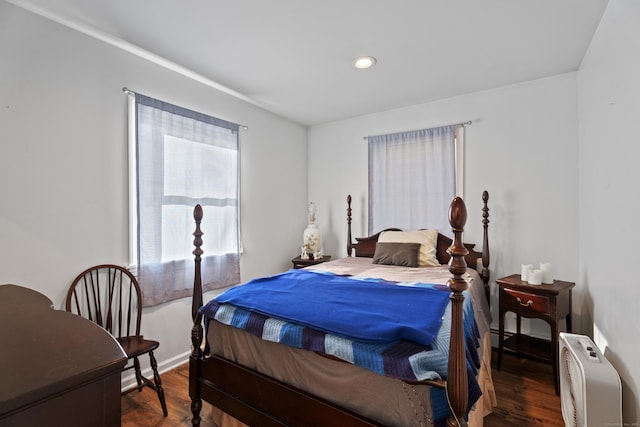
10, 0, 609, 126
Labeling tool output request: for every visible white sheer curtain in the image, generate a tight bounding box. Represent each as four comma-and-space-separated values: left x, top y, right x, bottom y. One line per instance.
368, 125, 459, 236
133, 93, 240, 307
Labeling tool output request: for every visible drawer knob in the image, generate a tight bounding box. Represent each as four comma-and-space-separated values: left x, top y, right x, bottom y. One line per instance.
516, 297, 533, 307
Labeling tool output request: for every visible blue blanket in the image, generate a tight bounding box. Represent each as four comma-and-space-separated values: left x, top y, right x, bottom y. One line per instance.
201, 288, 482, 424
214, 269, 451, 346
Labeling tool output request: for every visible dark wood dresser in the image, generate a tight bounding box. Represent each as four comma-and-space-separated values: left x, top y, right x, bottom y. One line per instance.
0, 284, 127, 426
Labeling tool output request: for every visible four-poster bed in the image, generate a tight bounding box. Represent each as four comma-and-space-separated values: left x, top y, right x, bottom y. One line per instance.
189, 191, 492, 426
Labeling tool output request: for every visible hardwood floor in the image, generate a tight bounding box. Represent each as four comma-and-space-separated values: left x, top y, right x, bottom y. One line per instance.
122, 350, 563, 426
484, 349, 563, 426
121, 363, 215, 427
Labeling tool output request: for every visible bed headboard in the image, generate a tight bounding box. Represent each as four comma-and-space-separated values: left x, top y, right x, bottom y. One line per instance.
346, 191, 490, 300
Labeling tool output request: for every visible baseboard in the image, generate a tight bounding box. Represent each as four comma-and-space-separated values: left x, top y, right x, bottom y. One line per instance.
121, 350, 191, 392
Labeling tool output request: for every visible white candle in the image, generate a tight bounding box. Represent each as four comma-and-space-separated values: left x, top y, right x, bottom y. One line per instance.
528, 269, 542, 285
540, 262, 553, 284
521, 264, 533, 281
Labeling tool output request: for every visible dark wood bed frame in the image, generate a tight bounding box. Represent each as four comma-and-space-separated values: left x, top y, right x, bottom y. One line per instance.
189, 191, 490, 427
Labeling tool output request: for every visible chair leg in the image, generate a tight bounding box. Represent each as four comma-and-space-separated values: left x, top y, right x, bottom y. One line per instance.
149, 350, 168, 417
133, 356, 144, 392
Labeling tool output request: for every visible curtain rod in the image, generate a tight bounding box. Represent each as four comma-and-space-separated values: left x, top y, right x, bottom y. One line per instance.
123, 87, 248, 130
362, 120, 471, 140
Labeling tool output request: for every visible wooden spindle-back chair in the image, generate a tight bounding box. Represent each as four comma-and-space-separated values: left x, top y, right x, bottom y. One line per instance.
66, 264, 168, 416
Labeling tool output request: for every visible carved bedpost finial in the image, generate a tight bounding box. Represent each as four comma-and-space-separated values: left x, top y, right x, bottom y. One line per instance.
193, 205, 204, 260
347, 195, 353, 257
447, 196, 469, 290
446, 196, 469, 427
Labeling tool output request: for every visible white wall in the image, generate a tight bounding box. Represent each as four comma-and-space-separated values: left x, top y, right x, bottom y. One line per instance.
4, 0, 637, 421
0, 2, 308, 376
309, 73, 580, 337
578, 0, 640, 422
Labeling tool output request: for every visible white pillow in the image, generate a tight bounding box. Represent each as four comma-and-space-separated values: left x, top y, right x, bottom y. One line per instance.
378, 229, 439, 267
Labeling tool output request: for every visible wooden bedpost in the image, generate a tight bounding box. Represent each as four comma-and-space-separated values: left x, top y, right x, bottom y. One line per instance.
192, 204, 204, 324
446, 197, 469, 427
190, 204, 204, 426
481, 191, 490, 302
347, 194, 353, 256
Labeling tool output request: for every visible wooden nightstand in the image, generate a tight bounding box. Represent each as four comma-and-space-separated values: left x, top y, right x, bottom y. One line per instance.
496, 274, 574, 395
291, 255, 331, 269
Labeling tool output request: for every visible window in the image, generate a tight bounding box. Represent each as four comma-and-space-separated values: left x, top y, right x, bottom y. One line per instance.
367, 124, 463, 236
130, 93, 240, 307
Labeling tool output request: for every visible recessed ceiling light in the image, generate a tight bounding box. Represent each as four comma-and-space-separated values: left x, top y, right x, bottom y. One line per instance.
353, 56, 377, 70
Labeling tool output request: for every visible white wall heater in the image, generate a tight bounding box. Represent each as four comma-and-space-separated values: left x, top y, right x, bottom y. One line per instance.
559, 332, 622, 427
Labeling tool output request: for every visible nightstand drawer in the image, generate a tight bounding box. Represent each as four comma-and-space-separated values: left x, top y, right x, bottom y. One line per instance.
502, 287, 550, 315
